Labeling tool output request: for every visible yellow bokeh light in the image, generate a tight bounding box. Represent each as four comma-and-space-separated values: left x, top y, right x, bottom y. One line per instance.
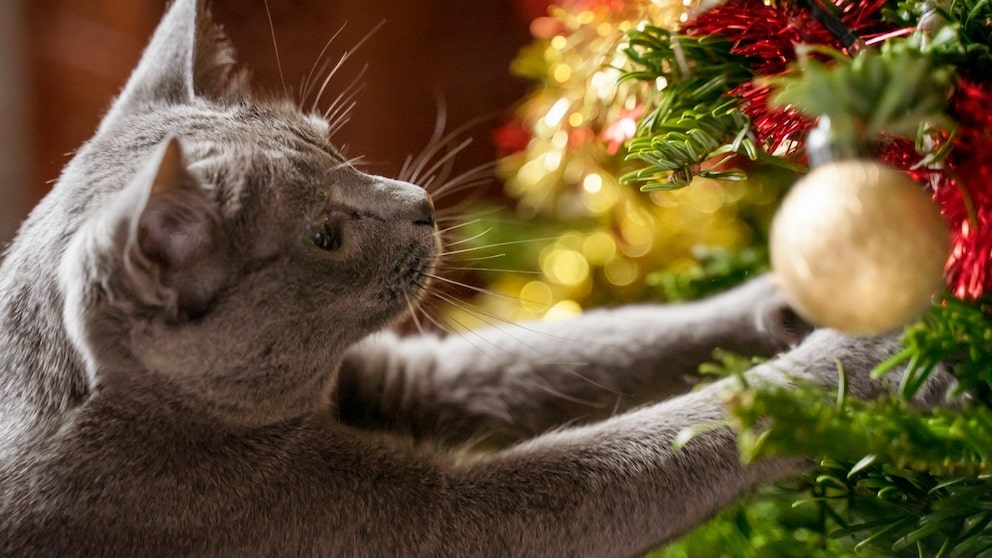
583, 232, 617, 265
519, 281, 554, 313
582, 175, 620, 213
542, 248, 590, 286
590, 68, 621, 100
687, 179, 727, 214
619, 206, 655, 257
553, 63, 573, 83
517, 158, 546, 186
582, 173, 603, 194
563, 158, 586, 184
605, 257, 639, 286
545, 299, 583, 321
479, 0, 770, 328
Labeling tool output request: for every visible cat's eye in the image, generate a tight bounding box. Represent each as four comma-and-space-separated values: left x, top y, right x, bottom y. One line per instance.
311, 220, 341, 251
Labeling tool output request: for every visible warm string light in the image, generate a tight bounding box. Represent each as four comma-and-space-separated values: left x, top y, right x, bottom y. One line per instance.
481, 0, 776, 325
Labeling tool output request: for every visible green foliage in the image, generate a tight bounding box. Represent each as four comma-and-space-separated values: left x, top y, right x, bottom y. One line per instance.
654, 291, 992, 557
769, 40, 955, 153
933, 0, 992, 79
619, 26, 758, 189
731, 378, 992, 477
648, 481, 895, 558
646, 246, 769, 302
874, 297, 992, 402
806, 459, 992, 557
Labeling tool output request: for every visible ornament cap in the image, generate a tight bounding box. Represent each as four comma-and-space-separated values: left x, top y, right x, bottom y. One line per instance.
806, 116, 869, 168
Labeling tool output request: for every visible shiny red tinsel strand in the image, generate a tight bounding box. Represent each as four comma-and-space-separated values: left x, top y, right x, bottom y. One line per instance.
936, 81, 992, 300
879, 82, 992, 300
683, 0, 896, 154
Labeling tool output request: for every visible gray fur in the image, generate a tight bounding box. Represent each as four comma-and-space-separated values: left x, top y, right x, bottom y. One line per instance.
0, 1, 952, 556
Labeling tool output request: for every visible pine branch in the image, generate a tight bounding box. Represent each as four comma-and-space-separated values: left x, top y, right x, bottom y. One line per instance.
874, 296, 992, 402
714, 294, 992, 556
619, 26, 756, 189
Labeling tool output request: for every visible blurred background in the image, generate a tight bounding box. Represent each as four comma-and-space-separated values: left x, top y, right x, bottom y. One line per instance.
0, 0, 536, 246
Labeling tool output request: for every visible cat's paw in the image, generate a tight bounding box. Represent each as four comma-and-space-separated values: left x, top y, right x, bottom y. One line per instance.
758, 298, 814, 351
721, 274, 814, 352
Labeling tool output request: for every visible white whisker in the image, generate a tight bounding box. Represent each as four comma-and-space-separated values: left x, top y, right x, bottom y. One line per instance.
436, 253, 507, 263
311, 21, 384, 114
300, 23, 347, 106
443, 227, 493, 248
400, 97, 449, 182
403, 293, 426, 335
437, 219, 482, 235
420, 299, 500, 360
436, 206, 503, 224
430, 162, 497, 201
424, 280, 616, 395
428, 291, 592, 371
329, 155, 367, 173
402, 112, 494, 188
436, 266, 540, 275
410, 297, 447, 332
263, 0, 289, 99
324, 76, 367, 137
426, 273, 549, 308
414, 138, 473, 190
437, 237, 556, 258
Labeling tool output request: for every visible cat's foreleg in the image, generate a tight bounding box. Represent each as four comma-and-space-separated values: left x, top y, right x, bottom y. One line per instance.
436, 381, 804, 557
335, 275, 809, 445
426, 329, 953, 555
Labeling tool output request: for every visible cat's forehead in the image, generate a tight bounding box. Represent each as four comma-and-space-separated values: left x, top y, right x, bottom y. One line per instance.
71, 99, 354, 231
128, 101, 336, 157
110, 100, 343, 180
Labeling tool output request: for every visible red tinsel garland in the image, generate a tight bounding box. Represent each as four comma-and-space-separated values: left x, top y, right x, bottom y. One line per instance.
682, 0, 895, 154
934, 81, 992, 300
684, 0, 991, 299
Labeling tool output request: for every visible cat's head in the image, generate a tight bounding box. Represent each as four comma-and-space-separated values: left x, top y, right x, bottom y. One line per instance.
46, 0, 438, 422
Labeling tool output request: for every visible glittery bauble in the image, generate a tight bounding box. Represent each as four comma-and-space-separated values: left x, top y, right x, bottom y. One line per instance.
770, 160, 950, 335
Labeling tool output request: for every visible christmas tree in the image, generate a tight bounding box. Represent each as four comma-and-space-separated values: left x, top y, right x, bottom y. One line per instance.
461, 0, 992, 554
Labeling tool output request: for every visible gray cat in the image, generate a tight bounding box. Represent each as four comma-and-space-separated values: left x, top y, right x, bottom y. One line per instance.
0, 1, 952, 556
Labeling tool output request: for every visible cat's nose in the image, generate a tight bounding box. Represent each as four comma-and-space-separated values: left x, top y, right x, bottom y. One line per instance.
413, 195, 435, 227
368, 176, 436, 227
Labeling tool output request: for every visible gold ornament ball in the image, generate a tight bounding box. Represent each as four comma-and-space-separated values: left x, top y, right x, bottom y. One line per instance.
770, 159, 950, 335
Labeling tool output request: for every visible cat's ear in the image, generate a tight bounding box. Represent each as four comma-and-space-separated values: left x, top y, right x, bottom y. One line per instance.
112, 137, 225, 319
100, 0, 240, 131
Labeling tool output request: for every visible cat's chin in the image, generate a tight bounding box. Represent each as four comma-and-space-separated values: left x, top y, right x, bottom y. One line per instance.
390, 236, 439, 318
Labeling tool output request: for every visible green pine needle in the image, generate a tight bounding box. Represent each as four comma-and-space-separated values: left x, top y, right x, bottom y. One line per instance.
874, 296, 992, 402
619, 26, 755, 188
